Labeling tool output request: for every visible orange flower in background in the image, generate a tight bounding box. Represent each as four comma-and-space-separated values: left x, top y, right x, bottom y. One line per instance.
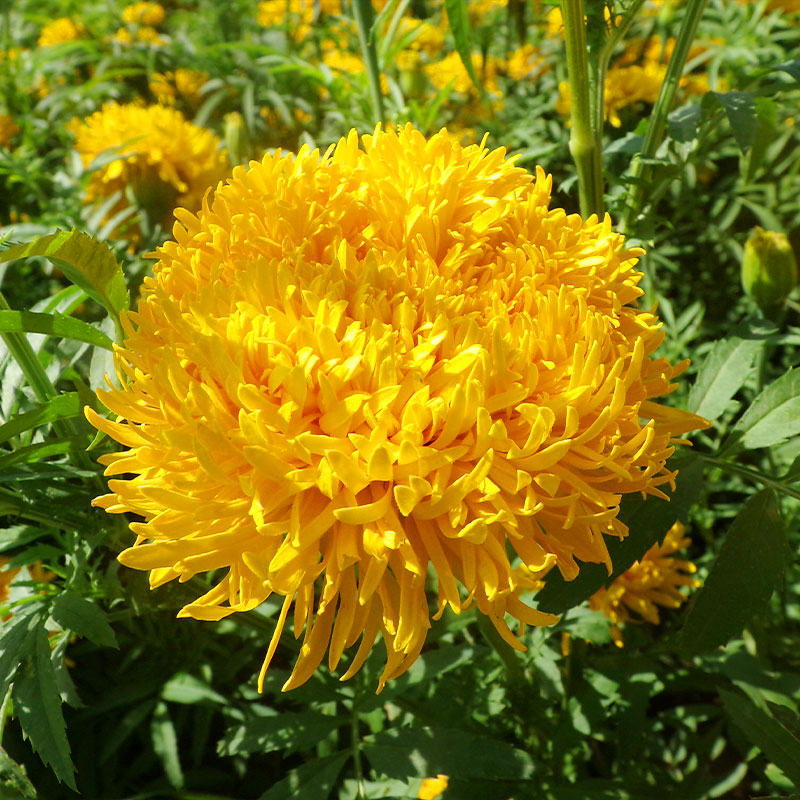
589, 522, 700, 645
87, 124, 707, 692
0, 114, 19, 149
68, 102, 228, 240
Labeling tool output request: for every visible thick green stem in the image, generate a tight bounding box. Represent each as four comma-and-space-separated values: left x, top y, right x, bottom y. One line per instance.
622, 0, 709, 232
352, 0, 386, 124
562, 0, 604, 218
351, 704, 366, 800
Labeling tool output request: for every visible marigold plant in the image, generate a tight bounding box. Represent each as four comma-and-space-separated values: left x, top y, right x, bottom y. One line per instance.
69, 102, 228, 240
87, 124, 707, 691
37, 17, 86, 47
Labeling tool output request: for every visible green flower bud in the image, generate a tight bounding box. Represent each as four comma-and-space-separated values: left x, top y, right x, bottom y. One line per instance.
742, 227, 798, 318
224, 111, 250, 167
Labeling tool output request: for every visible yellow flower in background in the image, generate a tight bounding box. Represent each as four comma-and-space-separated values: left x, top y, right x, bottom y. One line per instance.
109, 25, 165, 45
424, 51, 500, 96
0, 114, 19, 149
0, 557, 19, 604
418, 774, 449, 800
37, 17, 86, 47
258, 0, 341, 39
150, 69, 209, 106
589, 522, 700, 646
505, 44, 549, 82
396, 16, 446, 55
68, 102, 228, 240
122, 1, 166, 26
87, 124, 706, 692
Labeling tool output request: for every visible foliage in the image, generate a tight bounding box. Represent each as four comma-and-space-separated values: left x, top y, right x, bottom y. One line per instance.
0, 0, 799, 798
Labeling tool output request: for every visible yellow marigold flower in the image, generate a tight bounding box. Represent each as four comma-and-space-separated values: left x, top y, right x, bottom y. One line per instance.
69, 102, 228, 240
322, 47, 389, 93
589, 522, 700, 646
258, 0, 340, 38
424, 51, 500, 96
37, 17, 86, 47
397, 16, 445, 55
87, 124, 706, 692
151, 69, 209, 106
505, 44, 549, 82
418, 775, 449, 800
122, 1, 166, 26
0, 113, 19, 149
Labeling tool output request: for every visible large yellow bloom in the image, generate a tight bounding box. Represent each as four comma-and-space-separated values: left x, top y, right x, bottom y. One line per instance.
589, 522, 699, 645
69, 102, 228, 240
88, 125, 706, 691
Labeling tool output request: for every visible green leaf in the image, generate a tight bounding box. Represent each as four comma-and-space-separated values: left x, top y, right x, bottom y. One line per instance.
728, 368, 800, 451
678, 489, 785, 657
0, 229, 129, 338
0, 746, 38, 800
687, 327, 767, 420
0, 310, 113, 351
536, 455, 704, 615
720, 688, 800, 787
219, 710, 343, 756
51, 593, 117, 648
704, 91, 758, 153
775, 59, 800, 84
0, 612, 36, 699
0, 393, 84, 446
11, 624, 77, 790
151, 701, 183, 790
668, 103, 702, 143
744, 97, 778, 183
161, 672, 227, 706
258, 752, 349, 800
362, 726, 534, 780
444, 0, 485, 100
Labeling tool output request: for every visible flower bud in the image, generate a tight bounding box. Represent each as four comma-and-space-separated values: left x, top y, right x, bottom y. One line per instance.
224, 111, 250, 167
742, 227, 798, 317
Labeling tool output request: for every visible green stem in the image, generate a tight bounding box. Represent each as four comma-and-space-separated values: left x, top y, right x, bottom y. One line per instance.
352, 0, 386, 124
562, 0, 604, 218
698, 453, 800, 502
622, 0, 709, 232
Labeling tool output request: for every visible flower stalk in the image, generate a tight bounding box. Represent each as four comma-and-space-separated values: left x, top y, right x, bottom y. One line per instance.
622, 0, 709, 231
352, 0, 386, 123
561, 0, 604, 218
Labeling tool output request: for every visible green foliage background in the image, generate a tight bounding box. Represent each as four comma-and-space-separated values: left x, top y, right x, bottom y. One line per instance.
1, 0, 800, 798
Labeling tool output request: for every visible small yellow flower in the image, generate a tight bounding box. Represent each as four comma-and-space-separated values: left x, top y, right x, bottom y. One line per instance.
418, 774, 449, 800
151, 69, 209, 106
122, 2, 166, 26
88, 125, 707, 692
37, 17, 86, 47
589, 522, 700, 646
424, 51, 500, 96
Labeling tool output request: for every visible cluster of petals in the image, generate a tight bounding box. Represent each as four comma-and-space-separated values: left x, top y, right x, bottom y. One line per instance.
88, 124, 706, 691
589, 522, 700, 645
69, 102, 228, 239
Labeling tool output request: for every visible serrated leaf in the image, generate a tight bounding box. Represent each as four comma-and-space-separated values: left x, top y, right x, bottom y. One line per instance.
0, 612, 36, 699
0, 746, 38, 800
0, 310, 113, 351
363, 726, 534, 780
0, 393, 83, 446
51, 593, 117, 648
705, 91, 758, 153
678, 490, 785, 656
745, 97, 778, 182
720, 688, 800, 787
668, 103, 702, 143
444, 0, 486, 100
11, 624, 76, 790
258, 752, 348, 800
161, 672, 226, 705
536, 456, 703, 615
728, 368, 800, 451
688, 332, 765, 420
0, 230, 128, 338
219, 710, 342, 756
